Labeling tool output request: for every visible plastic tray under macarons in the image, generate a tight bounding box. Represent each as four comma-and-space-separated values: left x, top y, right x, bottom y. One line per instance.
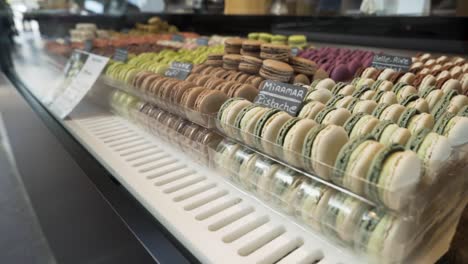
100, 75, 219, 129
214, 113, 468, 218
207, 139, 468, 264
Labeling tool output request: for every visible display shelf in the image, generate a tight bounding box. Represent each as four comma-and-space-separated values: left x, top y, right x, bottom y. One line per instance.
60, 98, 371, 264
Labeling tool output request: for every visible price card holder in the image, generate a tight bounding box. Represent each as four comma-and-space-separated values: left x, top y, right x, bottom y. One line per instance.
196, 37, 209, 46
164, 61, 193, 80
254, 80, 308, 116
84, 39, 93, 52
113, 48, 128, 62
172, 34, 185, 42
49, 52, 109, 119
371, 54, 411, 72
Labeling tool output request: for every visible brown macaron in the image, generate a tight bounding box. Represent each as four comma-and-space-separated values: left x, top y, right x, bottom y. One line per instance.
193, 89, 229, 113
227, 84, 258, 101
294, 74, 310, 85
289, 56, 317, 76
260, 43, 290, 62
259, 59, 294, 83
239, 55, 263, 74
223, 54, 242, 71
180, 87, 206, 109
196, 75, 212, 86
224, 38, 244, 54
241, 40, 262, 57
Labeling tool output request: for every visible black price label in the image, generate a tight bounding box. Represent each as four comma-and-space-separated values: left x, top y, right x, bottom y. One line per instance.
196, 37, 209, 46
172, 34, 185, 42
254, 80, 308, 116
84, 39, 93, 52
113, 48, 128, 62
371, 54, 411, 72
164, 61, 193, 80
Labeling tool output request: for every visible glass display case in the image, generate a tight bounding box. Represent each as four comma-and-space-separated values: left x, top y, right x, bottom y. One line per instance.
1, 1, 467, 263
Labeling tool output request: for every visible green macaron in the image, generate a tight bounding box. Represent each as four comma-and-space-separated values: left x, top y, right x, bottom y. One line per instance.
276, 117, 301, 150
365, 144, 405, 203
406, 128, 432, 152
372, 103, 390, 119
332, 134, 375, 186
370, 120, 394, 141
433, 112, 456, 135
431, 89, 458, 120
400, 94, 420, 107
325, 94, 345, 108
253, 108, 281, 148
371, 80, 384, 90
302, 124, 327, 171
352, 85, 371, 99
343, 112, 367, 136
419, 85, 437, 98
315, 107, 337, 124
397, 108, 420, 128
331, 82, 348, 95
458, 105, 468, 117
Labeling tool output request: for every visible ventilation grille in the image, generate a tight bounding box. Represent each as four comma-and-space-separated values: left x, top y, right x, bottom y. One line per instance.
64, 112, 364, 264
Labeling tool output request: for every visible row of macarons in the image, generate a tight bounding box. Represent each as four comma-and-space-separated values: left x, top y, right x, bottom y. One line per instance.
300, 78, 468, 118
214, 139, 420, 261
247, 33, 308, 48
207, 53, 322, 84
411, 53, 466, 76
110, 90, 223, 164
298, 47, 375, 82
224, 38, 304, 62
216, 97, 467, 211
359, 66, 468, 95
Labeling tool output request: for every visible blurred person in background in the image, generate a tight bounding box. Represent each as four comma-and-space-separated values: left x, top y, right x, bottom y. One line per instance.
0, 0, 17, 73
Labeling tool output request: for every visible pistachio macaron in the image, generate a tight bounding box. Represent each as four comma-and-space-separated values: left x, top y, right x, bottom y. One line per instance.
282, 118, 318, 168
315, 107, 352, 126
298, 100, 326, 120
259, 111, 293, 156
371, 121, 411, 146
344, 113, 381, 139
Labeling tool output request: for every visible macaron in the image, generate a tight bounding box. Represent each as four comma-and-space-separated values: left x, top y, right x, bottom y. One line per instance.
305, 88, 333, 104
313, 78, 336, 90
441, 79, 462, 94
227, 84, 258, 101
180, 86, 206, 111
361, 67, 380, 79
401, 94, 429, 113
352, 100, 378, 115
458, 105, 468, 117
431, 90, 458, 120
223, 54, 242, 70
239, 55, 262, 74
393, 83, 417, 103
260, 43, 290, 62
238, 105, 268, 142
192, 89, 228, 116
371, 121, 411, 146
397, 107, 420, 128
335, 96, 358, 109
292, 178, 334, 230
259, 111, 293, 156
293, 74, 310, 85
433, 113, 468, 147
378, 68, 397, 81
302, 124, 348, 179
372, 90, 398, 105
446, 94, 468, 113
298, 100, 326, 120
422, 88, 444, 111
224, 38, 243, 54
344, 113, 381, 139
259, 59, 294, 83
315, 107, 352, 126
290, 56, 317, 76
333, 135, 385, 195
374, 104, 406, 123
217, 98, 252, 136
241, 40, 262, 57
406, 113, 435, 134
282, 118, 318, 168
406, 128, 451, 185
365, 144, 421, 210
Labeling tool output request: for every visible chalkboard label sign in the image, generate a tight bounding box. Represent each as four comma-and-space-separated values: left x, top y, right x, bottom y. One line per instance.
196, 37, 209, 46
113, 48, 128, 62
254, 80, 308, 116
371, 54, 411, 72
84, 39, 93, 52
172, 34, 185, 42
164, 61, 193, 80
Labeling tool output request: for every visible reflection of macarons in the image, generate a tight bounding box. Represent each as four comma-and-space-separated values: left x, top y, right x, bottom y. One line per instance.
352, 100, 378, 115
365, 144, 421, 210
372, 121, 411, 146
283, 119, 318, 168
229, 148, 256, 183
260, 111, 293, 156
253, 158, 282, 201
214, 140, 241, 177
303, 124, 348, 179
321, 192, 369, 244
268, 168, 302, 211
293, 178, 334, 230
406, 128, 451, 185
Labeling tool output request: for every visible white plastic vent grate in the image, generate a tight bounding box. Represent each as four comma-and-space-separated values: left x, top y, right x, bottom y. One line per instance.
62, 106, 367, 264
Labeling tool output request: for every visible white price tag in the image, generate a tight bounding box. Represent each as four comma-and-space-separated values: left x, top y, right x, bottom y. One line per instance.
49, 52, 109, 119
